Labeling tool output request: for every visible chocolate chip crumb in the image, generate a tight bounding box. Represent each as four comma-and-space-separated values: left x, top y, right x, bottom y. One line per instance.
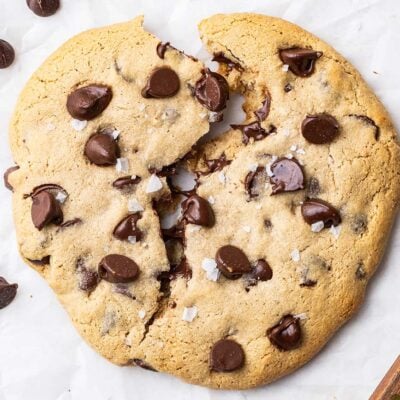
356, 263, 367, 280
0, 277, 18, 309
351, 214, 368, 235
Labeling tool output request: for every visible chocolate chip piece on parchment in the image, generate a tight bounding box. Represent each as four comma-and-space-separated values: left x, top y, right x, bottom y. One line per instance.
0, 39, 15, 69
26, 0, 60, 17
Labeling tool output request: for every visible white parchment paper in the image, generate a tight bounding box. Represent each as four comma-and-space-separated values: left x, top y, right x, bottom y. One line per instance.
1, 1, 400, 399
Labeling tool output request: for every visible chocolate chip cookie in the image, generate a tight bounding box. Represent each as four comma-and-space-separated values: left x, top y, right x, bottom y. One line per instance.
7, 13, 400, 390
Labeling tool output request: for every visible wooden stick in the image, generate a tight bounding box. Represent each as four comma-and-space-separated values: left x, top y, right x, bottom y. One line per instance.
370, 356, 400, 400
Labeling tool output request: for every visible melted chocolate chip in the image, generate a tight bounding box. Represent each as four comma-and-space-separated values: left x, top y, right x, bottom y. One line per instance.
254, 96, 271, 121
26, 0, 60, 16
4, 165, 19, 191
212, 52, 244, 71
284, 83, 293, 93
181, 195, 215, 227
204, 153, 231, 173
351, 214, 368, 235
113, 214, 142, 242
231, 121, 274, 145
348, 114, 380, 141
79, 268, 99, 292
210, 339, 244, 372
267, 315, 302, 351
247, 259, 273, 286
307, 177, 321, 197
99, 254, 140, 283
142, 67, 180, 98
0, 40, 15, 69
356, 263, 367, 280
301, 198, 341, 227
194, 70, 229, 112
150, 164, 178, 178
245, 166, 267, 198
132, 359, 158, 372
156, 42, 170, 59
270, 158, 305, 194
84, 133, 119, 166
279, 48, 322, 77
67, 85, 112, 121
216, 245, 251, 279
28, 183, 66, 198
161, 222, 185, 240
0, 277, 18, 309
28, 256, 50, 266
31, 191, 63, 230
57, 218, 82, 231
112, 175, 141, 190
301, 114, 339, 144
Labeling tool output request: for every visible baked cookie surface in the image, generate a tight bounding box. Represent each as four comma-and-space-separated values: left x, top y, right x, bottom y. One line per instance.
7, 13, 400, 390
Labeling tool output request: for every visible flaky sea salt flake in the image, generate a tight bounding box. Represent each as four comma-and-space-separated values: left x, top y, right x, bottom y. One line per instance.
146, 174, 163, 193
182, 306, 198, 322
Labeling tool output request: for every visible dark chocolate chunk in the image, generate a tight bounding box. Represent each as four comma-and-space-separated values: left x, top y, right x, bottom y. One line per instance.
245, 166, 267, 198
284, 83, 293, 93
270, 157, 305, 194
156, 42, 170, 59
0, 39, 15, 69
212, 52, 243, 71
264, 219, 273, 230
79, 268, 98, 292
132, 359, 157, 372
0, 277, 18, 309
301, 114, 339, 144
113, 213, 142, 242
247, 259, 273, 286
4, 165, 19, 191
67, 85, 112, 121
26, 0, 60, 16
267, 315, 302, 351
301, 198, 341, 227
99, 254, 140, 283
254, 96, 271, 121
142, 67, 180, 98
112, 175, 141, 190
210, 339, 245, 372
28, 183, 66, 198
31, 191, 63, 230
216, 245, 251, 279
194, 69, 229, 112
27, 256, 50, 265
84, 133, 119, 166
279, 48, 322, 77
231, 121, 275, 145
351, 214, 368, 235
181, 195, 215, 227
348, 114, 380, 140
161, 222, 185, 240
204, 153, 231, 173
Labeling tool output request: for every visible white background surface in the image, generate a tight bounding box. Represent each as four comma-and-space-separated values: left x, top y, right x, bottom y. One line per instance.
1, 0, 400, 399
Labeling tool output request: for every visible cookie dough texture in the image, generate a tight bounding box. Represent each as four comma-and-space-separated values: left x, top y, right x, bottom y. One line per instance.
8, 13, 400, 389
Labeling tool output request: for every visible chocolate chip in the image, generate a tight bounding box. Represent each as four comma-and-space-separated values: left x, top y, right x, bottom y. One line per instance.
181, 195, 215, 227
264, 219, 273, 230
142, 67, 180, 98
28, 256, 50, 265
216, 245, 251, 279
0, 277, 18, 309
270, 157, 305, 194
351, 214, 368, 235
4, 165, 19, 191
67, 85, 112, 120
112, 175, 141, 190
149, 164, 178, 178
28, 183, 66, 198
57, 218, 82, 231
0, 40, 15, 69
79, 268, 98, 292
31, 191, 63, 230
284, 83, 293, 93
254, 96, 271, 121
132, 359, 157, 372
306, 177, 321, 197
26, 0, 60, 16
231, 121, 275, 145
204, 153, 232, 173
301, 198, 341, 227
84, 133, 119, 166
171, 257, 192, 280
194, 70, 229, 112
267, 315, 302, 351
247, 259, 273, 286
279, 48, 322, 77
99, 254, 140, 283
300, 278, 317, 287
356, 263, 367, 280
113, 214, 142, 242
112, 284, 136, 299
156, 42, 170, 59
210, 339, 244, 372
245, 166, 267, 198
161, 222, 185, 240
212, 52, 244, 72
348, 114, 380, 141
301, 114, 339, 144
